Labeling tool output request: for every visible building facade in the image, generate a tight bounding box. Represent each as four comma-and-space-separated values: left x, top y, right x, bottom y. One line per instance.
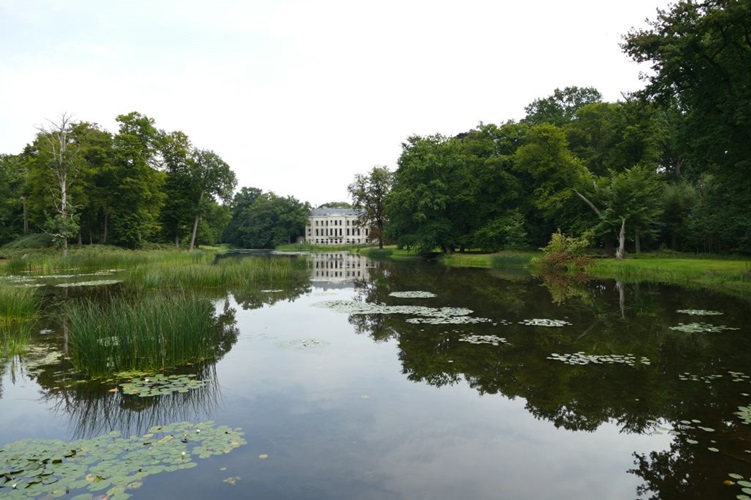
304, 208, 371, 245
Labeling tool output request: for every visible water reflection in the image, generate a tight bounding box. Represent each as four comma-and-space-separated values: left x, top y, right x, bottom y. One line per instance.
309, 252, 378, 285
41, 362, 222, 439
333, 260, 751, 497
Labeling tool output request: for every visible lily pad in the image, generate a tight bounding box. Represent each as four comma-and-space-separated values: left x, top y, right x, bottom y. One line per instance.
388, 291, 437, 299
458, 334, 508, 346
547, 352, 648, 367
0, 421, 246, 498
669, 322, 740, 333
121, 374, 207, 397
676, 309, 724, 316
519, 318, 572, 327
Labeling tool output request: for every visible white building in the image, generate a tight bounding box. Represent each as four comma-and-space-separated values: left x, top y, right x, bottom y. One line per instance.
304, 208, 371, 245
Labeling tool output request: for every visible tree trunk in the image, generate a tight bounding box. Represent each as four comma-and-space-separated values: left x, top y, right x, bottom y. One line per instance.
616, 219, 626, 260
635, 232, 641, 254
190, 214, 200, 251
102, 213, 108, 244
175, 233, 180, 248
21, 196, 28, 233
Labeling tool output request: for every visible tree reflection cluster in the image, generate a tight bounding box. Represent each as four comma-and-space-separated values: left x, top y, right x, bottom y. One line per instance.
348, 259, 751, 499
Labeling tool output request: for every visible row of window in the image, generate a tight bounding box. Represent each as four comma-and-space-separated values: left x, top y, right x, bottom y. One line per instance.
311, 239, 366, 244
314, 219, 353, 227
313, 228, 365, 237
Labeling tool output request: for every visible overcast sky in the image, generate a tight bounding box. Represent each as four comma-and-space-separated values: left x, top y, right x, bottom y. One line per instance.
0, 0, 669, 207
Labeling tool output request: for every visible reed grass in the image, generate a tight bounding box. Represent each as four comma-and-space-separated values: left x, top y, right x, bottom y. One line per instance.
1, 247, 215, 276
66, 293, 225, 377
122, 255, 302, 291
0, 284, 39, 358
0, 284, 40, 322
0, 321, 33, 359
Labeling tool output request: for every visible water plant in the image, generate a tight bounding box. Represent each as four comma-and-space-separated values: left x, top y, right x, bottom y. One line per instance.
121, 374, 207, 397
389, 291, 437, 298
66, 293, 237, 377
547, 352, 650, 366
669, 322, 740, 333
0, 420, 246, 498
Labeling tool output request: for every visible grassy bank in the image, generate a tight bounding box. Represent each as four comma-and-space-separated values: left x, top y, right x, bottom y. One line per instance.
586, 254, 751, 295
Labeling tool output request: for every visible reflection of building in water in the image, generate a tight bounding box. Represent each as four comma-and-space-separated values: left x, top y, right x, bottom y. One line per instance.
310, 252, 377, 283
304, 208, 372, 245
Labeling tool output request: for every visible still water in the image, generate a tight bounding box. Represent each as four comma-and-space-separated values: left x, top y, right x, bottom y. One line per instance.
2, 253, 751, 499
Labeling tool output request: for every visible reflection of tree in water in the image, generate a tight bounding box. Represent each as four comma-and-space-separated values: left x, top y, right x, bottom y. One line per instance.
346, 263, 751, 497
229, 272, 311, 310
42, 362, 222, 439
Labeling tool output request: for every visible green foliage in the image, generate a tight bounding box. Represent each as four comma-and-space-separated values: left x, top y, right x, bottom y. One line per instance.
472, 210, 528, 251
222, 190, 309, 249
523, 86, 603, 126
348, 165, 393, 249
537, 230, 592, 271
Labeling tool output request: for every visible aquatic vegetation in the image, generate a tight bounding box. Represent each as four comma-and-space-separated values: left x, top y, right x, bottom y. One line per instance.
316, 300, 493, 325
728, 473, 751, 499
669, 322, 740, 333
66, 294, 237, 377
519, 318, 572, 327
389, 291, 437, 298
735, 405, 751, 425
459, 334, 508, 346
0, 420, 246, 498
676, 309, 724, 316
678, 372, 724, 384
406, 316, 492, 325
547, 352, 650, 366
121, 374, 208, 397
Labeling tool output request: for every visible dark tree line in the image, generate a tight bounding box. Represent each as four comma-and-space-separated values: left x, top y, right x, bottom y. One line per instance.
384, 0, 751, 255
0, 112, 239, 250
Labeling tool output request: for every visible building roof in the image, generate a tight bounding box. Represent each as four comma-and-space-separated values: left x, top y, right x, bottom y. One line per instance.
310, 208, 359, 217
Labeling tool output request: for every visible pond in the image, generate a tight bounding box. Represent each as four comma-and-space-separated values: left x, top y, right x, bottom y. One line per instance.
2, 252, 751, 499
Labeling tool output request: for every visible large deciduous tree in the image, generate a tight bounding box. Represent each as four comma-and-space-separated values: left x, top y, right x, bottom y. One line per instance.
111, 112, 165, 248
622, 0, 751, 252
347, 166, 393, 249
187, 149, 236, 250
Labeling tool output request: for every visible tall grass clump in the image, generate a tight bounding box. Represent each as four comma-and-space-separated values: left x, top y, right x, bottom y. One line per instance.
66, 294, 226, 377
0, 284, 39, 358
123, 255, 300, 291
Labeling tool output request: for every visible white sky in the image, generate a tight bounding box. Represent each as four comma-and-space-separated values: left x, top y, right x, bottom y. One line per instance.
0, 0, 668, 207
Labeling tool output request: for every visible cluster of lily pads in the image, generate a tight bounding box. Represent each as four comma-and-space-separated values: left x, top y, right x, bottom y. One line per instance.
121, 374, 207, 397
547, 352, 650, 367
669, 322, 740, 333
315, 300, 492, 325
458, 334, 508, 346
0, 420, 245, 499
519, 319, 572, 327
735, 405, 751, 425
669, 420, 721, 452
676, 309, 724, 316
388, 291, 437, 299
678, 372, 724, 384
727, 473, 751, 499
729, 371, 751, 383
